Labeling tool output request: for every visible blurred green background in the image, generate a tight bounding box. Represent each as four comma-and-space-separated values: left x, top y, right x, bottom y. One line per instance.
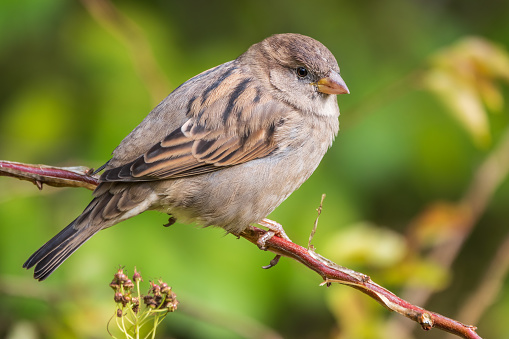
1, 0, 509, 338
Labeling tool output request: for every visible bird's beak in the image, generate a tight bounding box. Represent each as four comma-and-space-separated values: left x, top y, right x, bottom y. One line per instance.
316, 71, 349, 95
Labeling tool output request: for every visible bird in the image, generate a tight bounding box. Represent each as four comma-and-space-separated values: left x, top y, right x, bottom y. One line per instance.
23, 33, 349, 281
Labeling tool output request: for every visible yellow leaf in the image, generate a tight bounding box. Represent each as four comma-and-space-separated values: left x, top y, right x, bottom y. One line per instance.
423, 37, 509, 148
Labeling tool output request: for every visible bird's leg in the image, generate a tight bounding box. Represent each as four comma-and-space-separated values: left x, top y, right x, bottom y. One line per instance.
257, 218, 291, 269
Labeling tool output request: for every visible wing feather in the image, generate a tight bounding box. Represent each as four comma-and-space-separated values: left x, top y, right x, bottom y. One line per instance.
100, 65, 290, 182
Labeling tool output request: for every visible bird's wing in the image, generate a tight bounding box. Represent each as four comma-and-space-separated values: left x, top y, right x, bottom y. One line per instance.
101, 72, 289, 182
100, 119, 279, 181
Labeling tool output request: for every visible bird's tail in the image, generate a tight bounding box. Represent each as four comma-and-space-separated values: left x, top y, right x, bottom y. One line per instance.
23, 198, 103, 281
23, 182, 155, 281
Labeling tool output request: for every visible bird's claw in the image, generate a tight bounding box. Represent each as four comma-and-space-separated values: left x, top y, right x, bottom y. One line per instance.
163, 216, 177, 227
262, 254, 281, 269
256, 218, 291, 268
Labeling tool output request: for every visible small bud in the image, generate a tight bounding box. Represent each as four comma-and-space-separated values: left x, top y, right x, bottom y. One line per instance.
154, 294, 163, 306
150, 281, 161, 295
117, 309, 123, 317
118, 274, 128, 284
109, 281, 120, 290
143, 295, 157, 308
164, 292, 179, 311
160, 283, 171, 295
124, 279, 134, 290
115, 268, 128, 284
114, 292, 123, 303
133, 268, 143, 283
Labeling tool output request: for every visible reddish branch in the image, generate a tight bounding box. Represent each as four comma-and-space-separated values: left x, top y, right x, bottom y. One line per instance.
0, 161, 99, 190
0, 160, 482, 339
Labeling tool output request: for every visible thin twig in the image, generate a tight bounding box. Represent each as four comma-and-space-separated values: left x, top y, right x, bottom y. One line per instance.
308, 193, 326, 249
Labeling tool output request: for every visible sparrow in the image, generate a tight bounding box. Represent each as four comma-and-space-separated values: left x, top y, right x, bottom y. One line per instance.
23, 33, 349, 280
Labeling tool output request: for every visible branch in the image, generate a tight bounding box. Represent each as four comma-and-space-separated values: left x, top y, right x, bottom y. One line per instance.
0, 160, 482, 339
0, 161, 99, 190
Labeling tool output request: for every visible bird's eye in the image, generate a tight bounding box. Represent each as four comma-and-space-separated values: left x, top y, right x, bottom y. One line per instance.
296, 66, 308, 78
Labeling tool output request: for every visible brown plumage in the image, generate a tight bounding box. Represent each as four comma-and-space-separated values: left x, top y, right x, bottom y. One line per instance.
23, 33, 349, 280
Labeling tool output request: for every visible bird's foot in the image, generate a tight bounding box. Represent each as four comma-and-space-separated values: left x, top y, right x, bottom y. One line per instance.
257, 218, 291, 269
257, 218, 291, 248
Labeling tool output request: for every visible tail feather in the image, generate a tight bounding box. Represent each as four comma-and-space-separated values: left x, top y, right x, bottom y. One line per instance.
23, 214, 99, 281
23, 198, 103, 281
25, 224, 96, 281
24, 183, 155, 281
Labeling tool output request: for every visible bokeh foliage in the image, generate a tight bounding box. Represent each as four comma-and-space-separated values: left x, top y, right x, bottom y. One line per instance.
1, 1, 509, 338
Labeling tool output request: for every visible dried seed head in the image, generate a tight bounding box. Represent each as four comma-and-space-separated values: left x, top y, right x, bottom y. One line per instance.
114, 292, 124, 303
109, 281, 120, 291
154, 294, 163, 306
143, 295, 157, 308
124, 279, 134, 290
164, 292, 179, 311
114, 267, 128, 284
160, 283, 171, 295
133, 268, 143, 283
150, 281, 161, 295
